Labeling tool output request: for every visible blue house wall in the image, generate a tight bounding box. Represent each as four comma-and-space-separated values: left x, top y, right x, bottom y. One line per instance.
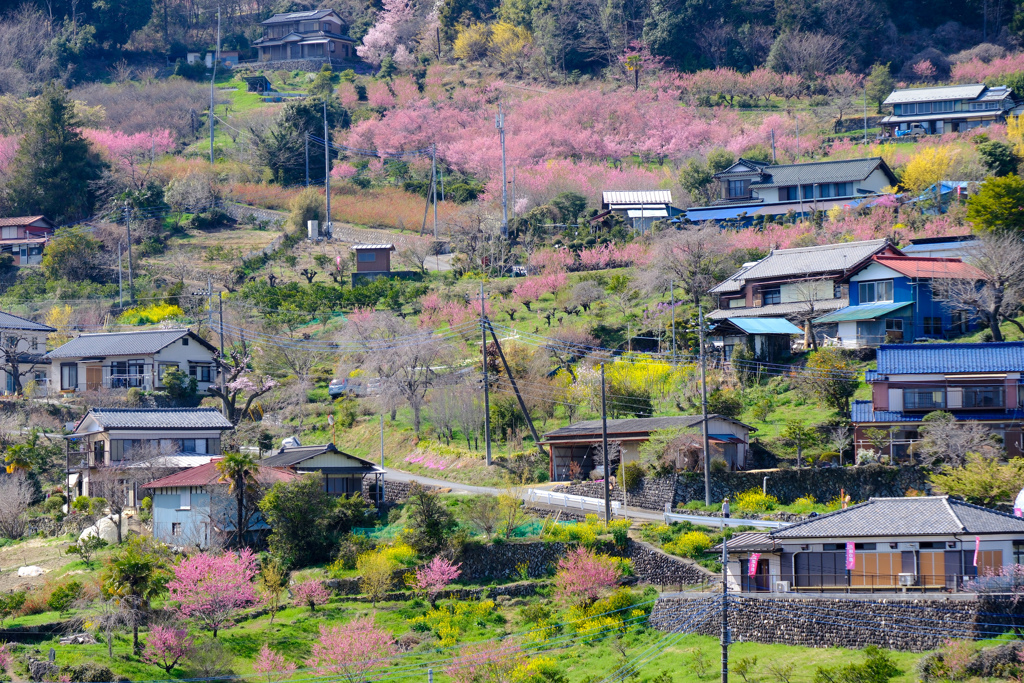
151, 488, 212, 546
848, 274, 973, 340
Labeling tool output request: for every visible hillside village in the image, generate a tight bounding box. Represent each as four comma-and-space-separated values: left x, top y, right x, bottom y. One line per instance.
1, 0, 1024, 679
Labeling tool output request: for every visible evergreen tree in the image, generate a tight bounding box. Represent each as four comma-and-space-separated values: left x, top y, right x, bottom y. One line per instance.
865, 63, 895, 114
5, 82, 104, 224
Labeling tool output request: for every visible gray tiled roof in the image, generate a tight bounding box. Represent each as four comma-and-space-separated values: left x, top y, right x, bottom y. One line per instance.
883, 84, 986, 105
747, 158, 891, 190
46, 329, 210, 359
86, 408, 233, 430
262, 9, 335, 23
261, 443, 376, 469
707, 298, 847, 320
771, 496, 1024, 538
713, 531, 774, 552
0, 311, 55, 332
709, 240, 892, 293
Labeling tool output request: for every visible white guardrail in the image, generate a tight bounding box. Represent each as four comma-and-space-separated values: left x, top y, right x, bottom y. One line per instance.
663, 505, 792, 530
525, 489, 621, 513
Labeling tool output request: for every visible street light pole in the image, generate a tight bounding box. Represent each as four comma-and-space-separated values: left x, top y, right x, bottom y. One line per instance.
700, 304, 711, 506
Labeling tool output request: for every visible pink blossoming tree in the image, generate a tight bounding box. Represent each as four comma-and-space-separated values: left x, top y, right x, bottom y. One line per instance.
254, 644, 297, 683
415, 556, 461, 606
292, 579, 331, 611
307, 617, 397, 683
553, 547, 621, 606
446, 639, 524, 683
82, 129, 175, 189
144, 626, 194, 673
356, 0, 414, 66
167, 550, 258, 637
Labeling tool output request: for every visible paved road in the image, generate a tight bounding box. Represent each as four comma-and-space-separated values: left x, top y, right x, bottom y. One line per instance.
382, 466, 665, 522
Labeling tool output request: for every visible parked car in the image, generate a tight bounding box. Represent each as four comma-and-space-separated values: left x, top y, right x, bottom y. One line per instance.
328, 377, 378, 398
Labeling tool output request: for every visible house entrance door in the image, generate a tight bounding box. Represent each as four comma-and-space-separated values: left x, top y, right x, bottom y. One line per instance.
86, 366, 102, 391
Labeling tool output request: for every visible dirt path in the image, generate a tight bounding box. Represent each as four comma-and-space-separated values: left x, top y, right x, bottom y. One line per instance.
0, 538, 71, 592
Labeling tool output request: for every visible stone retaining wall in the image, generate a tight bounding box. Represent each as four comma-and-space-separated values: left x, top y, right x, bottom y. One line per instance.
650, 594, 1024, 652
674, 465, 929, 506
554, 475, 676, 511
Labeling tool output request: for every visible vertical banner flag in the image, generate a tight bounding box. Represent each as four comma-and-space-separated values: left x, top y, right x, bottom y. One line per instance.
748, 553, 761, 577
845, 542, 856, 571
974, 536, 980, 567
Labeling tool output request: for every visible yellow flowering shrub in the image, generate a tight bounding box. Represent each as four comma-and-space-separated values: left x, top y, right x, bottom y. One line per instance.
117, 303, 184, 326
407, 600, 495, 645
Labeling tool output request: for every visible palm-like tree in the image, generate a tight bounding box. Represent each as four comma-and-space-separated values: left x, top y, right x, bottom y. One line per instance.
102, 538, 168, 652
216, 451, 261, 547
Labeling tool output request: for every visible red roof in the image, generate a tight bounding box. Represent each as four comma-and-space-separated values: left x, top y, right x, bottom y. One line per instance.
141, 460, 300, 489
870, 256, 986, 280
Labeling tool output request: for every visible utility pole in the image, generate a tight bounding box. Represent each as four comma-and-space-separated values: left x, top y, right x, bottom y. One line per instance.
209, 6, 220, 165
863, 87, 868, 143
480, 283, 492, 466
496, 103, 508, 238
770, 129, 776, 163
700, 304, 711, 506
431, 145, 438, 239
305, 134, 309, 186
117, 243, 123, 308
601, 362, 610, 523
721, 534, 729, 683
671, 280, 676, 360
323, 99, 331, 237
124, 203, 135, 304
218, 292, 227, 419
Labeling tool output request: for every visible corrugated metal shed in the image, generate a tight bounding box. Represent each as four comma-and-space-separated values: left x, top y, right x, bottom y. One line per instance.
883, 84, 986, 105
771, 496, 1024, 538
814, 302, 910, 323
350, 244, 395, 251
875, 342, 1024, 375
602, 191, 673, 206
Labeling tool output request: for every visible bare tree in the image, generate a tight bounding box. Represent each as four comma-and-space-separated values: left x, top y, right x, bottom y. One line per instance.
654, 225, 730, 307
933, 233, 1024, 342
453, 381, 484, 450
464, 496, 501, 538
696, 20, 735, 68
427, 383, 460, 445
397, 240, 433, 274
342, 311, 457, 433
792, 277, 838, 350
916, 411, 1000, 468
0, 473, 33, 538
543, 328, 599, 380
569, 281, 604, 313
0, 331, 47, 395
769, 31, 846, 77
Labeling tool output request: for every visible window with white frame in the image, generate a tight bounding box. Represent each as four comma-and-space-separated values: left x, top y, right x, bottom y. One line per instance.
859, 280, 894, 303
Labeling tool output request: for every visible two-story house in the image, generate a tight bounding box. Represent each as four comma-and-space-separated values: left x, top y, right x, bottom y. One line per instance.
0, 216, 56, 266
881, 84, 1020, 136
852, 342, 1024, 461
813, 255, 985, 348
253, 9, 356, 64
708, 239, 902, 343
143, 460, 298, 548
686, 158, 897, 223
47, 329, 219, 394
66, 407, 234, 504
0, 311, 54, 395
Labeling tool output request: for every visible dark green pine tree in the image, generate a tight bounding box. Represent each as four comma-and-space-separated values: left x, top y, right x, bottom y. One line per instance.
5, 82, 105, 224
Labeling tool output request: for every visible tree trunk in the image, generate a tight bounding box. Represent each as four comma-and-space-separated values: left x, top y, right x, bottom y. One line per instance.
133, 622, 139, 652
236, 472, 245, 547
989, 309, 1003, 342
413, 404, 421, 433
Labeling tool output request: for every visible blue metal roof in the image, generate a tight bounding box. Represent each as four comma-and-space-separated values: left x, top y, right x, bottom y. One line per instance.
875, 342, 1024, 375
719, 317, 803, 335
851, 399, 1024, 423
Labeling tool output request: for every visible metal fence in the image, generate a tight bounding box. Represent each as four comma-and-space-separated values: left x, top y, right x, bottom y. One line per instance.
741, 572, 986, 594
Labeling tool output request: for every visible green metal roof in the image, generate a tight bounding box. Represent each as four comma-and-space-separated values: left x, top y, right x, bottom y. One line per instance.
814, 301, 911, 323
